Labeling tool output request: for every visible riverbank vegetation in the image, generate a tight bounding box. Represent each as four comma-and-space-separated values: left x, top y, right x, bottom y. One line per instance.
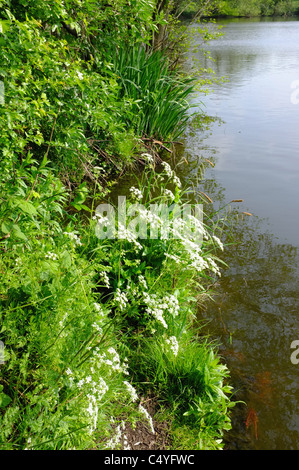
218, 0, 299, 17
0, 0, 236, 450
179, 0, 299, 18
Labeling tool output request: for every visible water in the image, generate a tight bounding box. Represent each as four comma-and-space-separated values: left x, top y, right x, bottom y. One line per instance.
181, 17, 299, 450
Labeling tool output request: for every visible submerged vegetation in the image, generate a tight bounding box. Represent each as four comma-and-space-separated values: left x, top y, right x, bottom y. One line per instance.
0, 0, 236, 450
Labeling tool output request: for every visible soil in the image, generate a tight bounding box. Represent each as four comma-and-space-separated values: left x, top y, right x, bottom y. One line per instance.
122, 395, 172, 451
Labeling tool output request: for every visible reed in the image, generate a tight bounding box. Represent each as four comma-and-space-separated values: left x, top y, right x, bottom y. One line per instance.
112, 46, 196, 141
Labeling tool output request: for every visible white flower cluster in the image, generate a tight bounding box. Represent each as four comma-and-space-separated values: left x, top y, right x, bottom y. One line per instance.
94, 302, 104, 316
137, 274, 147, 290
166, 336, 179, 357
45, 252, 58, 260
65, 368, 109, 434
129, 186, 143, 200
100, 271, 110, 288
138, 404, 155, 435
105, 420, 131, 450
161, 161, 182, 188
115, 288, 128, 311
92, 213, 109, 224
141, 152, 154, 165
212, 235, 224, 251
63, 231, 82, 246
90, 346, 129, 376
123, 380, 139, 402
143, 292, 180, 329
92, 322, 102, 334
118, 222, 142, 250
85, 377, 109, 434
164, 188, 175, 200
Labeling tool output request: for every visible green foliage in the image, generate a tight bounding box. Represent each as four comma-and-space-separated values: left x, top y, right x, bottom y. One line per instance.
217, 0, 296, 17
0, 0, 234, 451
111, 46, 196, 141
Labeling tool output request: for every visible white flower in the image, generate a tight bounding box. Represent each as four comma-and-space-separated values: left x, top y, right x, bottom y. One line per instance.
45, 252, 58, 260
129, 186, 143, 200
138, 404, 155, 434
92, 322, 103, 334
115, 288, 128, 310
123, 381, 139, 402
141, 152, 154, 164
164, 189, 175, 200
117, 223, 142, 250
94, 303, 104, 316
138, 274, 147, 290
166, 336, 179, 357
100, 271, 110, 288
212, 235, 224, 251
77, 71, 84, 80
63, 231, 82, 246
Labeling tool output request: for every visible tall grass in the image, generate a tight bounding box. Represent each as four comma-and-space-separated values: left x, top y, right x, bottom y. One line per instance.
112, 46, 196, 141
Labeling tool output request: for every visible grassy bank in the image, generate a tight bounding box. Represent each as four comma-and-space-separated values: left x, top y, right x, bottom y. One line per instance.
181, 0, 299, 18
0, 1, 235, 450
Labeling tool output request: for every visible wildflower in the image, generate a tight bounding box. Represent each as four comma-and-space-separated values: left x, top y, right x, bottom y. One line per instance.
166, 336, 179, 357
164, 188, 175, 200
141, 152, 154, 164
86, 394, 98, 435
45, 252, 58, 260
94, 302, 104, 316
100, 271, 110, 288
161, 161, 173, 178
123, 381, 139, 402
92, 322, 103, 334
63, 231, 82, 246
138, 274, 147, 290
164, 253, 180, 264
129, 186, 143, 200
138, 404, 155, 434
212, 235, 224, 251
115, 288, 128, 311
77, 71, 84, 80
117, 223, 142, 250
173, 175, 182, 188
105, 424, 122, 449
77, 379, 85, 389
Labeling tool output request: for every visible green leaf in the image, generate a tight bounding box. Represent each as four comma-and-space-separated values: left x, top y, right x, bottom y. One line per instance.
61, 251, 72, 269
0, 386, 11, 408
17, 200, 37, 216
12, 224, 27, 240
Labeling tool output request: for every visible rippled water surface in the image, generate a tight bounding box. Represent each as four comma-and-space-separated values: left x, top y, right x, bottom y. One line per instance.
182, 17, 299, 450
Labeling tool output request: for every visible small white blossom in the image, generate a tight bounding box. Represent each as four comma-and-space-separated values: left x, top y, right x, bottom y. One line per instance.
138, 274, 147, 290
63, 231, 82, 246
166, 336, 179, 357
212, 235, 224, 251
138, 404, 155, 434
45, 252, 58, 260
164, 188, 175, 200
123, 381, 139, 402
129, 186, 143, 200
115, 288, 128, 311
100, 271, 110, 288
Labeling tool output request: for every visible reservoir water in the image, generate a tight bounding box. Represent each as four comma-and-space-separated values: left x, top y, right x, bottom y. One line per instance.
182, 17, 299, 450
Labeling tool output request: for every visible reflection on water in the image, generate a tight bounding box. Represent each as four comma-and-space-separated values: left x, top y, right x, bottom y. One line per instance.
180, 17, 299, 450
